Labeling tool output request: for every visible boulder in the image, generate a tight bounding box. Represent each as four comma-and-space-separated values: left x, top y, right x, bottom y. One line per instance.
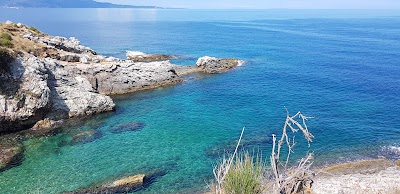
31, 118, 62, 130
110, 121, 145, 134
70, 130, 102, 145
20, 118, 64, 138
196, 56, 242, 74
0, 140, 23, 172
79, 55, 91, 64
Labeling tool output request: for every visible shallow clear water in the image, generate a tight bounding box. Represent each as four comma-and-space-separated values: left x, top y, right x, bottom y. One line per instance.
1, 9, 400, 194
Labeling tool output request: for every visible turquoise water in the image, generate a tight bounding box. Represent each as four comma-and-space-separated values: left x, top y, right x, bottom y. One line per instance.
1, 9, 400, 193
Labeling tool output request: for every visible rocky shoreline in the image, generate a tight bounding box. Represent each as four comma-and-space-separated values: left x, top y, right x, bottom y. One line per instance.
312, 159, 400, 194
0, 21, 242, 172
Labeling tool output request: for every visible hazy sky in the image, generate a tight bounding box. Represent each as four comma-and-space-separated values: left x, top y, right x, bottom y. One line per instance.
98, 0, 400, 9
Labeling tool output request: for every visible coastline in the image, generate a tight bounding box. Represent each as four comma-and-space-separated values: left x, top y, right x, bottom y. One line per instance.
1, 17, 399, 194
0, 21, 242, 173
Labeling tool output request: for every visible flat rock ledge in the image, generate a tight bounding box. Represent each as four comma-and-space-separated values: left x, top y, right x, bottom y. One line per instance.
0, 21, 242, 135
313, 159, 400, 194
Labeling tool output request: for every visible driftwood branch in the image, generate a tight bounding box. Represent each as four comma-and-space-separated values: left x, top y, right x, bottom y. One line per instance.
270, 109, 315, 194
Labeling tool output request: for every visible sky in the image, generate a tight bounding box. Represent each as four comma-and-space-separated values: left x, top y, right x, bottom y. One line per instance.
97, 0, 400, 9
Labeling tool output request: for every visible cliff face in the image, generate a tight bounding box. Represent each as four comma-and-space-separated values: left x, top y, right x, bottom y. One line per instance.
0, 21, 241, 134
0, 53, 116, 133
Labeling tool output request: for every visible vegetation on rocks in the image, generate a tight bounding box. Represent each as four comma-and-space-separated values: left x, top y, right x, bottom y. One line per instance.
218, 152, 266, 194
0, 32, 13, 48
29, 26, 41, 34
211, 110, 315, 194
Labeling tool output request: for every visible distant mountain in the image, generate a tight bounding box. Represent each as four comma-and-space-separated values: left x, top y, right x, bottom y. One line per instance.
0, 0, 160, 8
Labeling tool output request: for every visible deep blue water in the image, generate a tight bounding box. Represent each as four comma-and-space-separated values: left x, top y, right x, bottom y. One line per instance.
1, 9, 400, 194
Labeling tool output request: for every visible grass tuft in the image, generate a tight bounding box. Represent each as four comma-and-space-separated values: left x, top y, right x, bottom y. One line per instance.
0, 39, 13, 48
211, 151, 266, 194
0, 33, 12, 41
223, 152, 265, 194
29, 26, 41, 34
0, 32, 13, 48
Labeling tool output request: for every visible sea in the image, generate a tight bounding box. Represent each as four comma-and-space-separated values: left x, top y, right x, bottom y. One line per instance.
0, 8, 400, 194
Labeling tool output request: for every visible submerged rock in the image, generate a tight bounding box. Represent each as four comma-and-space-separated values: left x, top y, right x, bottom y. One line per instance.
196, 56, 242, 74
0, 140, 23, 172
70, 130, 102, 145
105, 174, 145, 192
110, 121, 145, 134
66, 174, 145, 194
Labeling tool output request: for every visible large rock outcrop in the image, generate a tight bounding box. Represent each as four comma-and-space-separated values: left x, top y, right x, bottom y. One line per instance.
0, 22, 242, 134
0, 53, 115, 133
196, 56, 242, 74
75, 60, 181, 95
0, 56, 50, 132
126, 51, 173, 62
44, 58, 115, 119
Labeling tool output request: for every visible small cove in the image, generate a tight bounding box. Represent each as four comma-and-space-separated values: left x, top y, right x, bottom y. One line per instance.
1, 9, 400, 193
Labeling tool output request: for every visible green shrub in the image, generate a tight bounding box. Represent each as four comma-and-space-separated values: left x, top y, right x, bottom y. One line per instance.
0, 39, 13, 48
212, 152, 266, 194
29, 26, 41, 34
0, 33, 12, 41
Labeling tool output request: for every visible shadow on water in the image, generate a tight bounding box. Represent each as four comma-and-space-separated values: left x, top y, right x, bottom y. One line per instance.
205, 132, 273, 159
109, 121, 146, 134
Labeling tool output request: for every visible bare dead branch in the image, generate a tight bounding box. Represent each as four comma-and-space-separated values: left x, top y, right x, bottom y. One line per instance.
270, 109, 315, 194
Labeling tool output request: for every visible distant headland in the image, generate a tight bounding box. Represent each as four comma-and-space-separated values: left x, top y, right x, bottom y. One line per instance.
0, 0, 161, 8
